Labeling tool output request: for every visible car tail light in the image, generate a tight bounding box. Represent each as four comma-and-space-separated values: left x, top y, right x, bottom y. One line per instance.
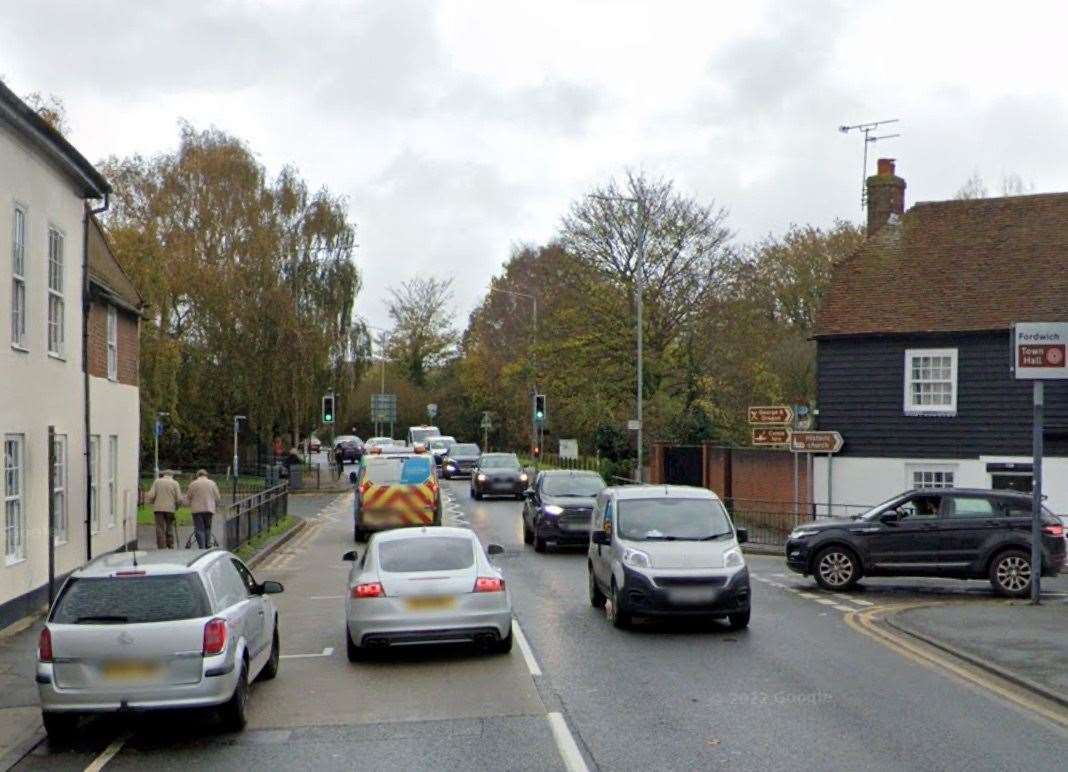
1042, 524, 1065, 538
114, 570, 146, 577
38, 627, 53, 663
359, 481, 372, 494
352, 582, 385, 598
474, 577, 505, 593
426, 479, 438, 494
202, 618, 228, 656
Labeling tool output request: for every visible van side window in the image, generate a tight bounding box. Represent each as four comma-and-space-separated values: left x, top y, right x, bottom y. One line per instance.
603, 500, 614, 534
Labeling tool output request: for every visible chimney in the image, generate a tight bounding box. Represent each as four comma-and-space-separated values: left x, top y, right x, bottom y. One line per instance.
866, 158, 906, 236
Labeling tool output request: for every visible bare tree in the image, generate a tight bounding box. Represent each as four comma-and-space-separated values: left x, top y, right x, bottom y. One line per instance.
955, 170, 1034, 199
386, 276, 459, 385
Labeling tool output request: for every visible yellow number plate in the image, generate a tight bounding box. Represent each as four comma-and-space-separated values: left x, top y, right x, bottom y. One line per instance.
102, 660, 160, 681
404, 596, 457, 610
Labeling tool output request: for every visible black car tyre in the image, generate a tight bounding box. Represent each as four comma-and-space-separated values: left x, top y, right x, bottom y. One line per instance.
607, 580, 631, 629
989, 549, 1033, 598
346, 626, 366, 662
533, 528, 547, 553
258, 627, 280, 681
726, 609, 751, 630
473, 488, 483, 501
494, 627, 514, 654
523, 520, 533, 545
219, 660, 249, 731
812, 546, 860, 591
588, 566, 606, 608
42, 712, 78, 745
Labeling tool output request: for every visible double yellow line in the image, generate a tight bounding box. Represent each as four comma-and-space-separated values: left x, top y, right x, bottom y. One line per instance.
846, 603, 1068, 732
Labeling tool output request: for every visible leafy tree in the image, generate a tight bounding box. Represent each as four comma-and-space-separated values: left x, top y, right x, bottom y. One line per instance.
385, 276, 459, 386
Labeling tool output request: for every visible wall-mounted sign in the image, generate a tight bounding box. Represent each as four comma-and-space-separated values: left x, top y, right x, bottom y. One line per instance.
1014, 322, 1068, 380
748, 405, 794, 425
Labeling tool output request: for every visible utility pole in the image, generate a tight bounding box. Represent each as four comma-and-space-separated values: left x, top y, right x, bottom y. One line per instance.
153, 411, 169, 479
232, 415, 246, 504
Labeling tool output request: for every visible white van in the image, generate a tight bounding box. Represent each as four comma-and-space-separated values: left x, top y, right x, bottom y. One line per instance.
588, 485, 750, 630
407, 425, 440, 447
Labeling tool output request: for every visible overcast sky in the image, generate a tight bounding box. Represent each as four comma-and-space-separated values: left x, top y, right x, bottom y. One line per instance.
3, 0, 1066, 328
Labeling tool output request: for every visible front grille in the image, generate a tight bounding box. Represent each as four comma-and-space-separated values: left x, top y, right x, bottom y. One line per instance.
654, 576, 728, 588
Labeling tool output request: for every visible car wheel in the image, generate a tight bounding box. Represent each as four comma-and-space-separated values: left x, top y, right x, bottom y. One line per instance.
990, 549, 1033, 598
813, 546, 861, 591
494, 627, 514, 654
533, 528, 546, 553
346, 626, 366, 662
726, 609, 751, 630
258, 627, 280, 681
42, 712, 79, 745
219, 660, 249, 731
588, 566, 606, 608
474, 489, 483, 501
607, 580, 631, 629
523, 519, 533, 545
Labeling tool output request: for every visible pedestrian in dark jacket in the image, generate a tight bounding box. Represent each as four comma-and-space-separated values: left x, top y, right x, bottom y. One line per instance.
334, 445, 344, 479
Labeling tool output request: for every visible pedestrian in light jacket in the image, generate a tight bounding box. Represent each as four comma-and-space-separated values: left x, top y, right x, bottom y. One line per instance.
144, 471, 182, 549
185, 469, 222, 548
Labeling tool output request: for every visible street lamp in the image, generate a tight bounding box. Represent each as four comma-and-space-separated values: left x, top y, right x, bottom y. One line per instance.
488, 287, 538, 461
588, 193, 647, 483
365, 325, 392, 437
232, 415, 246, 503
153, 411, 169, 479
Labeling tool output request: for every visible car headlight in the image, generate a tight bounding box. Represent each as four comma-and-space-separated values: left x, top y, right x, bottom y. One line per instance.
543, 504, 563, 516
477, 473, 487, 482
723, 547, 745, 568
789, 528, 819, 540
622, 547, 652, 569
519, 473, 528, 482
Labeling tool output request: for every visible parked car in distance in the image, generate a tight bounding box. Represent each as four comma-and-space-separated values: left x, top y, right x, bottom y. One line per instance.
37, 549, 284, 742
442, 443, 481, 479
428, 436, 456, 466
309, 436, 321, 453
343, 527, 511, 660
333, 435, 364, 463
588, 486, 750, 631
784, 488, 1067, 597
471, 453, 528, 501
523, 470, 606, 552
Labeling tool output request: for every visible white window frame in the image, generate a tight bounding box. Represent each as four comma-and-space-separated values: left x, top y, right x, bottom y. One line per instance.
52, 434, 67, 544
106, 305, 118, 380
47, 227, 65, 358
904, 348, 958, 416
89, 435, 100, 535
4, 435, 25, 564
11, 205, 27, 350
107, 435, 118, 528
907, 464, 957, 490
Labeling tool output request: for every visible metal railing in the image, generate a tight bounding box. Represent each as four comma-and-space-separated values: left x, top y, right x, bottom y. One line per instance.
225, 482, 288, 550
725, 498, 875, 547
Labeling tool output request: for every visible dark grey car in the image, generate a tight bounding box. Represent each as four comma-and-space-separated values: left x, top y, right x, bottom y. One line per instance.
523, 470, 606, 553
471, 453, 529, 500
442, 443, 481, 479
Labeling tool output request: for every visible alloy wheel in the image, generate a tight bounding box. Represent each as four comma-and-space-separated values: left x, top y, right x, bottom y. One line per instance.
995, 555, 1031, 593
817, 551, 855, 588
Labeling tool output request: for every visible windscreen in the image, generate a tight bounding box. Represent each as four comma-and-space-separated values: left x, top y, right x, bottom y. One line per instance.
429, 438, 453, 450
363, 458, 405, 484
543, 474, 606, 497
378, 537, 475, 572
481, 454, 519, 469
452, 444, 480, 456
617, 498, 732, 541
52, 574, 211, 624
410, 428, 439, 444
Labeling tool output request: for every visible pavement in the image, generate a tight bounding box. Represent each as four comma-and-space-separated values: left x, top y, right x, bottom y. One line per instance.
7, 483, 1068, 770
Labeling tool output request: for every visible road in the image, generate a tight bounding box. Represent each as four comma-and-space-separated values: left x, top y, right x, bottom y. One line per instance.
17, 479, 1068, 771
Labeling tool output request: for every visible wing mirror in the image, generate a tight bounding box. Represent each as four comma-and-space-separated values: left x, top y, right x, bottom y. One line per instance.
735, 527, 748, 544
342, 550, 358, 562
349, 471, 358, 484
260, 580, 284, 594
880, 510, 902, 524
591, 531, 611, 546
486, 543, 505, 556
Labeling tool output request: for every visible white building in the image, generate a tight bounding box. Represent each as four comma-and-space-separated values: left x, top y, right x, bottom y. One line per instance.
0, 81, 138, 629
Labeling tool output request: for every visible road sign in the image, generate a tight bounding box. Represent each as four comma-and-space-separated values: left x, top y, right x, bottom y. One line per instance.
370, 394, 397, 423
427, 403, 438, 418
752, 427, 791, 447
155, 419, 163, 438
480, 412, 494, 430
793, 405, 813, 430
559, 439, 578, 460
791, 431, 843, 453
748, 405, 794, 425
1014, 322, 1068, 380
627, 419, 641, 431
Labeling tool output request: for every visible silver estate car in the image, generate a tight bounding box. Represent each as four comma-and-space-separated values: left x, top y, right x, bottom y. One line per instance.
343, 527, 512, 659
37, 549, 283, 741
588, 485, 751, 630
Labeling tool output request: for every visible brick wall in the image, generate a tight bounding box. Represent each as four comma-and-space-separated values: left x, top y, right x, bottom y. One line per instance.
86, 301, 139, 386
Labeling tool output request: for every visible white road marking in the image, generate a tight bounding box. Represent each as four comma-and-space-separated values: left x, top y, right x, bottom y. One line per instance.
797, 592, 821, 599
547, 712, 590, 772
281, 646, 335, 659
833, 605, 856, 612
84, 733, 129, 772
814, 598, 840, 606
308, 595, 345, 600
772, 573, 786, 578
839, 596, 875, 606
513, 620, 542, 677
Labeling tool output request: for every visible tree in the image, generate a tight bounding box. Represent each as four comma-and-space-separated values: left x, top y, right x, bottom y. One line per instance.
22, 91, 69, 135
385, 276, 459, 386
955, 170, 1034, 199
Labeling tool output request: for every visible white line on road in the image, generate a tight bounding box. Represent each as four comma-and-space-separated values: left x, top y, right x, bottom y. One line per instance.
84, 733, 129, 772
814, 598, 840, 606
840, 596, 875, 606
833, 605, 856, 612
513, 620, 542, 677
308, 595, 345, 600
547, 712, 590, 772
281, 646, 335, 659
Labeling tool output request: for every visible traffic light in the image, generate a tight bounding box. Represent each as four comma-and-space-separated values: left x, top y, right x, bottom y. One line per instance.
534, 394, 546, 424
533, 444, 541, 458
322, 394, 334, 424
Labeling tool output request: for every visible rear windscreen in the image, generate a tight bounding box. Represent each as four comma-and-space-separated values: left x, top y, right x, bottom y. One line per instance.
52, 574, 211, 624
364, 457, 430, 484
400, 457, 432, 483
378, 537, 475, 572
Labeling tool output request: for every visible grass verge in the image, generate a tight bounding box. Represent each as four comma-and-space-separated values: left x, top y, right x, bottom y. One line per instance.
137, 506, 192, 526
233, 515, 296, 563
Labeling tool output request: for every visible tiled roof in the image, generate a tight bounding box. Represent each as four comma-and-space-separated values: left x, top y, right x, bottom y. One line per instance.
815, 193, 1068, 337
88, 214, 143, 311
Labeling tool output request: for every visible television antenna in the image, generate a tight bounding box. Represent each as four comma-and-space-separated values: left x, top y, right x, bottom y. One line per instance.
839, 119, 901, 208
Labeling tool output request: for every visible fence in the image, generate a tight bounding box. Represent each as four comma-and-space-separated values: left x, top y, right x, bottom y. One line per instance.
225, 482, 289, 550
725, 497, 875, 547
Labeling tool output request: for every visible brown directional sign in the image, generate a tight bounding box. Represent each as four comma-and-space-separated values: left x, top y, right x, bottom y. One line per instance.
751, 427, 791, 447
791, 431, 844, 454
748, 405, 794, 425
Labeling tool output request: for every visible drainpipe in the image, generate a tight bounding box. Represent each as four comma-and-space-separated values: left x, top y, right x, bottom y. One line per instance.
83, 193, 109, 562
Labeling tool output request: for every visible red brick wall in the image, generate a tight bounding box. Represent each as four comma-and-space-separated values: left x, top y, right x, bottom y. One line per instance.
704, 445, 731, 499
86, 302, 139, 386
730, 448, 809, 513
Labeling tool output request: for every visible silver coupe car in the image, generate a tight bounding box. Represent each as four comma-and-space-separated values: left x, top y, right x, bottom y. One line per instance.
343, 527, 512, 659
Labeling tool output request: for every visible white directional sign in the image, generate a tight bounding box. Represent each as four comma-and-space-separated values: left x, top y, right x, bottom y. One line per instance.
1014, 322, 1068, 380
427, 403, 438, 418
559, 439, 578, 460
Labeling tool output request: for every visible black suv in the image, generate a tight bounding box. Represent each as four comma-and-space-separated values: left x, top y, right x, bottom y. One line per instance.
785, 488, 1066, 597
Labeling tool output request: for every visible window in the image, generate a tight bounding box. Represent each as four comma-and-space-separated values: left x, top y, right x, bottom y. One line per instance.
377, 537, 475, 572
4, 435, 25, 563
106, 306, 118, 380
904, 348, 957, 415
47, 228, 64, 357
11, 206, 26, 348
89, 435, 100, 534
107, 435, 118, 528
946, 496, 998, 518
207, 558, 248, 610
52, 434, 67, 543
897, 494, 943, 520
51, 575, 211, 624
910, 468, 956, 489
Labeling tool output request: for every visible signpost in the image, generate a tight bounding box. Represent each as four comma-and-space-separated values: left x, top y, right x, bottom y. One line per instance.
790, 431, 844, 454
748, 405, 794, 425
427, 403, 438, 420
559, 439, 579, 461
1013, 322, 1068, 604
751, 427, 791, 447
480, 412, 494, 451
371, 394, 397, 437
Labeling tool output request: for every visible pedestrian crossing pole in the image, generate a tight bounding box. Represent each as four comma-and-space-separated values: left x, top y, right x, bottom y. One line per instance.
1031, 381, 1043, 605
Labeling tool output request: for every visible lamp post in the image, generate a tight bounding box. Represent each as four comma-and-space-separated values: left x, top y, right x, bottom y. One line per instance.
153, 411, 169, 479
587, 193, 647, 482
232, 415, 246, 503
488, 287, 538, 458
